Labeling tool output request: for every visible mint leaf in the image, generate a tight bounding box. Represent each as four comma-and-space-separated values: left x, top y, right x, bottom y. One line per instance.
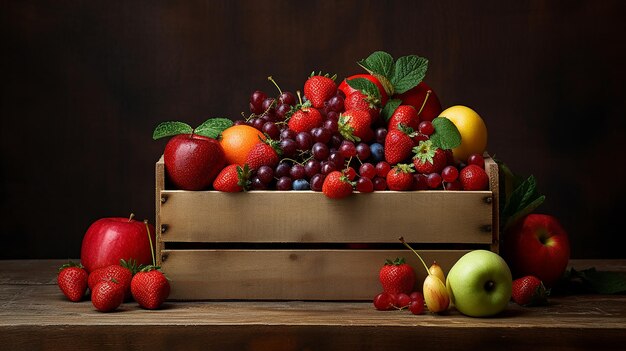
429, 117, 461, 150
389, 55, 428, 94
346, 78, 382, 101
380, 98, 402, 122
501, 175, 545, 230
357, 51, 394, 79
152, 121, 193, 140
195, 118, 233, 139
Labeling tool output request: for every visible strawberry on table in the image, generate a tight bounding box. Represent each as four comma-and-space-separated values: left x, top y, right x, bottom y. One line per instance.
87, 259, 138, 301
131, 266, 171, 310
321, 171, 354, 199
511, 275, 548, 306
386, 164, 415, 191
379, 257, 416, 295
213, 164, 251, 192
91, 279, 125, 312
303, 72, 337, 109
384, 125, 415, 165
412, 140, 447, 174
57, 261, 88, 302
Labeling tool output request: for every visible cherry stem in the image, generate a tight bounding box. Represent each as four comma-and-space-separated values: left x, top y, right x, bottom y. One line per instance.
267, 76, 283, 95
417, 90, 432, 115
128, 213, 135, 222
296, 90, 303, 105
144, 220, 156, 267
399, 236, 430, 275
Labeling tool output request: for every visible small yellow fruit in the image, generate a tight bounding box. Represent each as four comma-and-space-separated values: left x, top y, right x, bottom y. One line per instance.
438, 105, 488, 163
423, 274, 450, 313
429, 261, 445, 283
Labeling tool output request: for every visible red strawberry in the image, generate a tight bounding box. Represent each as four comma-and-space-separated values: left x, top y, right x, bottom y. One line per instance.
131, 267, 171, 309
338, 74, 389, 107
388, 105, 419, 131
213, 164, 251, 192
322, 171, 354, 199
412, 140, 447, 174
87, 259, 137, 301
57, 261, 88, 302
288, 105, 323, 133
338, 109, 373, 142
245, 139, 281, 170
386, 164, 415, 191
303, 73, 337, 109
384, 125, 415, 165
511, 275, 548, 306
379, 257, 416, 295
344, 91, 381, 119
459, 164, 489, 191
91, 279, 125, 312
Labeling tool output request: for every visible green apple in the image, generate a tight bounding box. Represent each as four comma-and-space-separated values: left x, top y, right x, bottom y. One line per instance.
446, 250, 512, 317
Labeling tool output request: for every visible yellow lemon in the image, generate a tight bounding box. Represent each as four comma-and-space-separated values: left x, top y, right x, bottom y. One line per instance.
438, 105, 488, 162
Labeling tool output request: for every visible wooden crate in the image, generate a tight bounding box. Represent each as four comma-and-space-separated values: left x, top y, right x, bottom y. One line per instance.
155, 155, 499, 300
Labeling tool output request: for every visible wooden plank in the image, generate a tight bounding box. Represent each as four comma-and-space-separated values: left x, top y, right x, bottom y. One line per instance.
484, 155, 500, 252
160, 249, 470, 300
155, 155, 165, 266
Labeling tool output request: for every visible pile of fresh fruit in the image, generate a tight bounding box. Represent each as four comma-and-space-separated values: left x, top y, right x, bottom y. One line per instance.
153, 51, 491, 198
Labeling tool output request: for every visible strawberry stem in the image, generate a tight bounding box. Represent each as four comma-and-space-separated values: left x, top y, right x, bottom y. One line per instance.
399, 237, 430, 275
144, 220, 156, 267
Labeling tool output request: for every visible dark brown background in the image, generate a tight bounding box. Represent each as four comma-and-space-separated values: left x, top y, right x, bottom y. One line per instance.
2, 1, 625, 259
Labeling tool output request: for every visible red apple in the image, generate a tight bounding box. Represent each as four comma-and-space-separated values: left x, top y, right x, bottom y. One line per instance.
164, 134, 225, 190
503, 214, 570, 287
338, 74, 389, 107
81, 215, 156, 273
394, 81, 442, 122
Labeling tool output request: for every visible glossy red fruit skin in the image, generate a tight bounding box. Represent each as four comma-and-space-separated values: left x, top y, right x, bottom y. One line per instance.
81, 218, 156, 273
88, 265, 134, 301
58, 266, 88, 302
373, 292, 395, 311
164, 134, 225, 190
131, 270, 171, 310
459, 164, 489, 190
503, 214, 570, 287
91, 280, 125, 312
338, 74, 389, 107
394, 82, 442, 122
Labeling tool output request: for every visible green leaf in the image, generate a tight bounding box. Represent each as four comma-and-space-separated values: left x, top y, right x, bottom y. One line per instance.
389, 55, 428, 94
567, 268, 626, 294
429, 117, 462, 150
345, 78, 382, 101
501, 175, 545, 231
357, 51, 394, 80
380, 98, 402, 122
152, 121, 193, 140
194, 118, 233, 139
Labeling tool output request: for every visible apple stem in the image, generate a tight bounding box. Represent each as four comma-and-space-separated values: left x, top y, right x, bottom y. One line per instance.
417, 90, 432, 115
128, 213, 135, 222
144, 220, 156, 267
399, 237, 431, 275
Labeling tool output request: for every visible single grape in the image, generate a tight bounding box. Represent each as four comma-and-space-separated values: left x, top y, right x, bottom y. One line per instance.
290, 164, 306, 180
321, 161, 337, 175
280, 138, 297, 158
292, 179, 310, 190
279, 91, 296, 106
326, 111, 340, 121
252, 118, 265, 131
395, 293, 411, 309
339, 140, 357, 158
369, 143, 384, 163
261, 97, 275, 112
412, 173, 429, 190
310, 173, 325, 191
330, 134, 343, 148
467, 153, 485, 169
327, 95, 344, 112
373, 292, 394, 311
356, 143, 371, 161
418, 121, 434, 136
328, 152, 346, 169
304, 159, 321, 178
250, 90, 268, 114
250, 176, 267, 190
359, 163, 376, 179
275, 161, 291, 178
275, 103, 292, 121
311, 127, 332, 144
441, 166, 459, 183
375, 128, 388, 144
256, 165, 274, 184
426, 172, 442, 189
373, 176, 387, 190
375, 161, 391, 178
356, 177, 374, 193
262, 122, 280, 140
296, 132, 313, 151
312, 142, 330, 161
276, 176, 292, 190
343, 167, 357, 181
323, 119, 339, 133
409, 299, 424, 315
280, 128, 296, 140
444, 180, 463, 190
233, 119, 247, 126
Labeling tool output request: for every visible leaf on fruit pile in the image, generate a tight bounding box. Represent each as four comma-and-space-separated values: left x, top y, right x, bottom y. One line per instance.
195, 118, 233, 139
389, 55, 429, 95
500, 175, 545, 231
357, 51, 394, 95
152, 121, 194, 140
380, 98, 402, 122
429, 117, 462, 150
346, 78, 382, 102
560, 267, 626, 295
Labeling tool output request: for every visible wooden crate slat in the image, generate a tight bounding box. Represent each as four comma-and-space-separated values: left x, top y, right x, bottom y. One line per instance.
161, 249, 472, 300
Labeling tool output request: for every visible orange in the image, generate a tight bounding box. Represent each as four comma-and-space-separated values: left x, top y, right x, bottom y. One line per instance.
219, 124, 266, 165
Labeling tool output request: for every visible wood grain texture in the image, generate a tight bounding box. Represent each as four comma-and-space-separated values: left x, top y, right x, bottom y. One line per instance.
1, 260, 625, 351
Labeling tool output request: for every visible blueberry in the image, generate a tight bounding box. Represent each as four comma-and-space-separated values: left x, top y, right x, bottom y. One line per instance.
292, 179, 311, 190
369, 143, 385, 163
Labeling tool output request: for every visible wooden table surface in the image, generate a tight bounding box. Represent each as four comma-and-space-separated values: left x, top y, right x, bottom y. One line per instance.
1, 259, 625, 351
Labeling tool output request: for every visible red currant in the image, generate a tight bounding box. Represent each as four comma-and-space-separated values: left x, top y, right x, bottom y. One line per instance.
409, 299, 425, 315
467, 153, 485, 169
394, 293, 411, 309
373, 292, 394, 311
418, 121, 434, 136
441, 166, 459, 183
375, 161, 391, 178
356, 177, 374, 193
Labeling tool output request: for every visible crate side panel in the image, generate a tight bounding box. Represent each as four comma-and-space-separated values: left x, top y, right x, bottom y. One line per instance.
161, 249, 471, 300
159, 191, 493, 244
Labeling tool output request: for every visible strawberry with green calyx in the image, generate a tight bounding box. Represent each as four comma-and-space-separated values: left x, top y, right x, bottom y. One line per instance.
511, 275, 549, 306
388, 105, 419, 131
87, 259, 139, 301
338, 74, 389, 107
412, 140, 448, 174
379, 257, 416, 295
153, 118, 232, 191
459, 164, 489, 191
338, 109, 374, 143
386, 163, 415, 191
303, 72, 337, 109
287, 92, 323, 133
384, 124, 416, 165
344, 77, 385, 118
131, 265, 171, 310
213, 164, 251, 192
322, 170, 354, 199
245, 137, 282, 171
91, 278, 125, 312
57, 261, 88, 302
